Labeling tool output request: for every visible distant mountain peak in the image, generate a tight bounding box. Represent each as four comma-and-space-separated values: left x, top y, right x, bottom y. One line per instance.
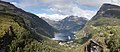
68, 15, 78, 17
64, 15, 88, 21
42, 15, 88, 34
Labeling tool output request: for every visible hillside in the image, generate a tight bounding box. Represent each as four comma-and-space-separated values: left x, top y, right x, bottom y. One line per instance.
0, 1, 69, 52
0, 1, 58, 38
75, 3, 120, 52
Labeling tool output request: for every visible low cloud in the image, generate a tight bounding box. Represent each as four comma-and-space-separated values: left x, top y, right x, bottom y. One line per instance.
37, 13, 68, 21
49, 4, 96, 19
75, 0, 110, 7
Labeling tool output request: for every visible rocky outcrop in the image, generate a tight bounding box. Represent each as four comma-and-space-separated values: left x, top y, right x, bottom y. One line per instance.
85, 40, 103, 52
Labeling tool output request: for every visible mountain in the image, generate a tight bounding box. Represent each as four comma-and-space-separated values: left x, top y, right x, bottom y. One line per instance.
2, 0, 120, 52
89, 3, 120, 26
92, 3, 120, 20
41, 17, 58, 26
0, 1, 69, 52
77, 3, 120, 38
42, 15, 88, 34
75, 3, 120, 52
0, 1, 58, 38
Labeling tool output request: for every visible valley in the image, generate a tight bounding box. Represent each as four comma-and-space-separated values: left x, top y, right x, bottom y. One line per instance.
0, 0, 120, 52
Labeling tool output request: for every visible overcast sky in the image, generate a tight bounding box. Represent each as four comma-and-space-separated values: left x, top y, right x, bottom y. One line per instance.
2, 0, 120, 21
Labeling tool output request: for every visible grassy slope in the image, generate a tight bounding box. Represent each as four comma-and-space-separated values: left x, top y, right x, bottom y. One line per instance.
75, 17, 120, 52
0, 13, 72, 52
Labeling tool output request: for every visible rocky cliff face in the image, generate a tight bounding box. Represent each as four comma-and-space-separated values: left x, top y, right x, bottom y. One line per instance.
0, 1, 58, 38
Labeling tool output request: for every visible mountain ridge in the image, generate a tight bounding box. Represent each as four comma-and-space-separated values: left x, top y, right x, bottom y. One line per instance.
0, 0, 58, 38
42, 15, 88, 34
75, 3, 120, 52
0, 1, 68, 52
92, 3, 120, 20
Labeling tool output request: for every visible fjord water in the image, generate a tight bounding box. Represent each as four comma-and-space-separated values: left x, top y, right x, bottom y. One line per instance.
53, 32, 75, 41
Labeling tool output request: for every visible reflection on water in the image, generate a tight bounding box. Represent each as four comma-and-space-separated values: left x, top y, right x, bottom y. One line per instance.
52, 32, 75, 41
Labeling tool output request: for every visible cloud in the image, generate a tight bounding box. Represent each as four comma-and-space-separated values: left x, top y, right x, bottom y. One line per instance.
2, 0, 120, 20
2, 0, 119, 8
36, 13, 68, 21
75, 0, 110, 7
48, 3, 96, 19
